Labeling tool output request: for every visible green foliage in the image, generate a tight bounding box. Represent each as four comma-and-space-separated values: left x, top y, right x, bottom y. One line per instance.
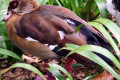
47, 63, 73, 80
62, 44, 120, 79
1, 63, 47, 80
0, 48, 21, 60
94, 0, 107, 18
0, 0, 9, 21
88, 19, 120, 57
62, 19, 120, 79
0, 22, 6, 34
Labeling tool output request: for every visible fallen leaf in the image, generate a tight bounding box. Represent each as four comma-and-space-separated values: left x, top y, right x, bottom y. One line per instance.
93, 71, 117, 80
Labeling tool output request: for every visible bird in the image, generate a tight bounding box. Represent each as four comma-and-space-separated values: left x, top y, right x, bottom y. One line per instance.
106, 0, 120, 27
4, 0, 114, 73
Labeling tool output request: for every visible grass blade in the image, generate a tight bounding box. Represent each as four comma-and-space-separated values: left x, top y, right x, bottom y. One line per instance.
95, 18, 120, 44
67, 45, 120, 70
62, 44, 120, 79
1, 63, 47, 80
48, 63, 73, 80
94, 0, 107, 18
40, 0, 49, 5
68, 0, 78, 15
55, 0, 62, 6
88, 21, 120, 57
0, 48, 21, 61
47, 67, 66, 80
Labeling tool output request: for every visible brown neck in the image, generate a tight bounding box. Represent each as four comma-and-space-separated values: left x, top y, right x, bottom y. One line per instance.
17, 0, 40, 15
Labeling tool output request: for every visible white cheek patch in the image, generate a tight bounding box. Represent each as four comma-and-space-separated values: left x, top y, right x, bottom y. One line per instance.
58, 31, 65, 40
25, 37, 39, 42
66, 19, 75, 25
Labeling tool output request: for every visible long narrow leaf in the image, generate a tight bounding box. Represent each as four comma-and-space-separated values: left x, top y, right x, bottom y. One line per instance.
0, 0, 9, 21
40, 0, 49, 5
76, 51, 120, 79
35, 0, 43, 4
94, 0, 107, 18
84, 76, 92, 80
0, 48, 21, 61
68, 0, 78, 15
62, 44, 120, 79
1, 63, 46, 80
47, 67, 66, 80
88, 22, 120, 57
48, 63, 73, 80
95, 18, 120, 44
55, 0, 62, 6
67, 45, 120, 70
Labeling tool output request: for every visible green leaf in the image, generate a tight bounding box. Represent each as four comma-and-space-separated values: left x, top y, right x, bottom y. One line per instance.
88, 21, 120, 57
35, 0, 43, 4
55, 0, 62, 6
0, 48, 21, 61
65, 44, 79, 49
48, 63, 73, 80
94, 0, 107, 18
95, 18, 120, 44
75, 24, 83, 33
1, 63, 47, 80
62, 44, 120, 79
0, 21, 6, 34
83, 0, 96, 21
84, 76, 92, 80
72, 63, 84, 67
76, 51, 120, 79
47, 67, 66, 80
40, 0, 49, 5
68, 0, 78, 15
0, 0, 9, 21
68, 45, 120, 70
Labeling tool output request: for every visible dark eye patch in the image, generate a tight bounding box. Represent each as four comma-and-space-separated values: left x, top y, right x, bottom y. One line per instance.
9, 1, 19, 9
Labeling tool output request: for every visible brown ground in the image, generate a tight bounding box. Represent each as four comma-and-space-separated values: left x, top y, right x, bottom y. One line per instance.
1, 54, 99, 80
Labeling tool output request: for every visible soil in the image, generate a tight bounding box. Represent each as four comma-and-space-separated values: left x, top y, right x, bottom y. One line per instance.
1, 54, 98, 80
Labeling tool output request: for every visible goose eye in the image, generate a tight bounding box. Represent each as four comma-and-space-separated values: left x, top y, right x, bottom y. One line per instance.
9, 1, 19, 9
13, 3, 16, 6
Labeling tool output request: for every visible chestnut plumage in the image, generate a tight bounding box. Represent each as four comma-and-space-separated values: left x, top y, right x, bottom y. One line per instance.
4, 0, 114, 66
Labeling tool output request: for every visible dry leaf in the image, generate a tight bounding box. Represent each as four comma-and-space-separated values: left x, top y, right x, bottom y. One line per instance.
93, 71, 116, 80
